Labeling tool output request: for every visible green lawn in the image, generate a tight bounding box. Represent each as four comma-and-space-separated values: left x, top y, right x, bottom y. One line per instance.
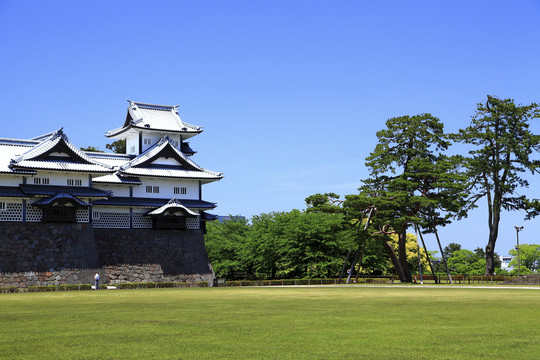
0, 287, 538, 359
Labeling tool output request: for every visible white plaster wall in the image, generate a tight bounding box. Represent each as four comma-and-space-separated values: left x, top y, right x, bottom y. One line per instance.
152, 157, 182, 166
30, 172, 88, 186
126, 135, 139, 155
140, 133, 182, 153
132, 178, 199, 199
0, 175, 23, 186
93, 184, 130, 197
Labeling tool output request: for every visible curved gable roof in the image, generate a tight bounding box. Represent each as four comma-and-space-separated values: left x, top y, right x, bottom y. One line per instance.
118, 136, 222, 179
106, 101, 202, 138
10, 129, 112, 172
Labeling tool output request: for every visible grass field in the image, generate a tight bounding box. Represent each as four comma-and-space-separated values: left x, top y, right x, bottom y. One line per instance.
1, 287, 538, 360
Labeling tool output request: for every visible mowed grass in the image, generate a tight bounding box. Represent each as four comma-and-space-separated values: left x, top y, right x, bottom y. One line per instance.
0, 287, 538, 360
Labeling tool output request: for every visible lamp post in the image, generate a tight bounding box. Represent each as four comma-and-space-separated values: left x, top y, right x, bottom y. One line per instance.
514, 226, 523, 276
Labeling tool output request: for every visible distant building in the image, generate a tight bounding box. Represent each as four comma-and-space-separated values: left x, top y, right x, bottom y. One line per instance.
217, 215, 246, 223
499, 255, 514, 271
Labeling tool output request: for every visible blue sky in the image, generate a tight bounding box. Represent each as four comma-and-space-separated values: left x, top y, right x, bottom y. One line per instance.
1, 1, 539, 256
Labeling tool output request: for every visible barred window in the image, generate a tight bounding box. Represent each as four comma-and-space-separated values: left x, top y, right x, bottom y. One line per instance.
174, 187, 187, 195
33, 177, 50, 185
67, 179, 82, 186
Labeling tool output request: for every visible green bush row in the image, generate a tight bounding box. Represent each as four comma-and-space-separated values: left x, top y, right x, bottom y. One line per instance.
0, 284, 94, 293
222, 278, 393, 286
115, 281, 208, 289
1, 281, 208, 293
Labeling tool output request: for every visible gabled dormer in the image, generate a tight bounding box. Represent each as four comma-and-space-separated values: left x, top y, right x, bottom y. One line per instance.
9, 129, 112, 173
117, 136, 222, 183
105, 101, 202, 156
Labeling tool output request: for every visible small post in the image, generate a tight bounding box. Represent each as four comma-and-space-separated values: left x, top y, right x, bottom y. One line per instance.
514, 226, 523, 277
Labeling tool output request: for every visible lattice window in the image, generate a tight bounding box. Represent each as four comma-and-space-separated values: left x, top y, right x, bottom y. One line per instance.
174, 187, 187, 195
132, 212, 152, 228
0, 202, 23, 222
76, 208, 89, 223
92, 211, 130, 228
67, 179, 82, 186
26, 203, 42, 222
33, 177, 49, 185
186, 216, 200, 230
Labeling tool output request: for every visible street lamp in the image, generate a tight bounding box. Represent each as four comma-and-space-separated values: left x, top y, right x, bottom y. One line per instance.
514, 226, 523, 276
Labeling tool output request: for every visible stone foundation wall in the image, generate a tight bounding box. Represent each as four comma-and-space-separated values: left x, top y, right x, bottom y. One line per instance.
0, 268, 100, 288
0, 223, 100, 273
0, 223, 214, 288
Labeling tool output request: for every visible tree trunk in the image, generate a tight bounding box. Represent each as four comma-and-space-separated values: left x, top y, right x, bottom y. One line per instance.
381, 239, 407, 282
398, 230, 412, 282
485, 212, 500, 275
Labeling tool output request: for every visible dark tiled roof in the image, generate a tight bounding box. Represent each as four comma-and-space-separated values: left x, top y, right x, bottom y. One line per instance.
201, 211, 219, 220
0, 186, 30, 198
32, 193, 90, 207
92, 173, 142, 185
20, 185, 111, 197
92, 197, 216, 209
181, 142, 196, 155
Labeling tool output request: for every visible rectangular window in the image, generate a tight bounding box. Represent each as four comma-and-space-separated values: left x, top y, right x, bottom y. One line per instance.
33, 177, 50, 185
67, 179, 82, 186
131, 146, 135, 153
146, 185, 153, 193
0, 202, 5, 211
153, 186, 159, 193
93, 211, 100, 219
144, 138, 151, 145
174, 187, 187, 195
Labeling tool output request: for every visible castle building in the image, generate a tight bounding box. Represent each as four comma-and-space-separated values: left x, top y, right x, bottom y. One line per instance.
0, 101, 222, 288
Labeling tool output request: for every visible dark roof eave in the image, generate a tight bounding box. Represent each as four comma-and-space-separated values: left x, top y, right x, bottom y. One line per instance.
106, 124, 202, 138
0, 169, 37, 175
92, 197, 217, 209
10, 166, 113, 174
117, 171, 223, 180
92, 180, 142, 185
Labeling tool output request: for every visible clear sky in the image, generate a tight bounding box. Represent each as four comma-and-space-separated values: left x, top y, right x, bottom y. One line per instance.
1, 1, 539, 256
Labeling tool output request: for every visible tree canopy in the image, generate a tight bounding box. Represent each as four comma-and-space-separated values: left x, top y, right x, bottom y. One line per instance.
509, 244, 540, 273
344, 114, 466, 282
455, 96, 540, 274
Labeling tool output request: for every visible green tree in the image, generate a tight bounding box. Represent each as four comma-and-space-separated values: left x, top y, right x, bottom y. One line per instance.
447, 249, 486, 275
306, 193, 393, 276
249, 210, 349, 279
80, 146, 101, 152
455, 96, 540, 275
106, 139, 126, 154
443, 243, 461, 260
305, 193, 343, 213
509, 244, 540, 273
345, 114, 466, 282
204, 216, 252, 278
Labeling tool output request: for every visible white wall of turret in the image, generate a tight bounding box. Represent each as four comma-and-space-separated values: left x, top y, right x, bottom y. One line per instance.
132, 178, 199, 199
0, 175, 23, 186
125, 132, 183, 155
27, 172, 88, 187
